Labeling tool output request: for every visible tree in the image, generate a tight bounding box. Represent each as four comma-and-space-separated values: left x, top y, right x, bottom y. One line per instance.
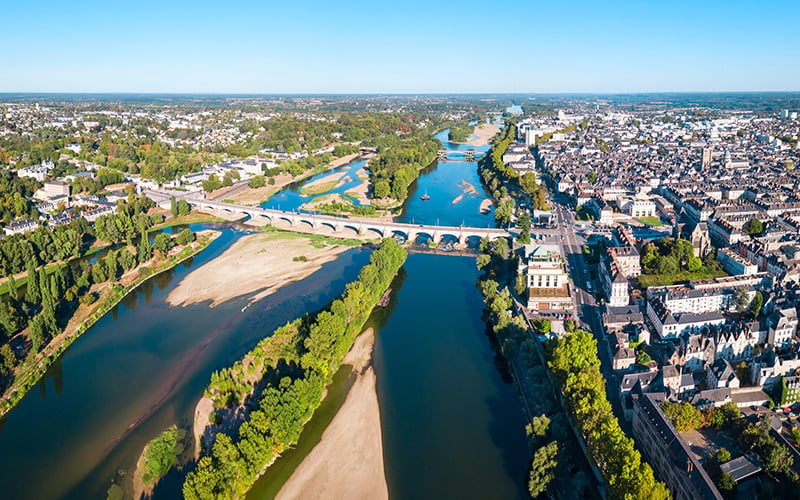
202, 174, 221, 192
491, 238, 508, 258
743, 218, 763, 236
248, 175, 266, 188
716, 447, 732, 464
177, 199, 190, 215
687, 256, 702, 272
514, 273, 527, 296
0, 344, 16, 376
750, 291, 764, 317
137, 234, 152, 264
587, 171, 598, 184
718, 471, 735, 491
517, 211, 532, 245
733, 287, 750, 312
528, 441, 558, 498
765, 444, 793, 474
661, 401, 704, 431
519, 172, 539, 195
105, 250, 119, 280
153, 233, 175, 254
175, 228, 195, 246
476, 254, 491, 270
529, 415, 551, 438
636, 350, 652, 366
170, 196, 178, 217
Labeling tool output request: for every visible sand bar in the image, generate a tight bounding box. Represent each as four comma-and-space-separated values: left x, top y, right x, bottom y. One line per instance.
167, 233, 350, 307
276, 328, 388, 500
453, 123, 500, 147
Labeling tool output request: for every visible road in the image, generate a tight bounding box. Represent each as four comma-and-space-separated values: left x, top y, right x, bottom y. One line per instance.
548, 194, 630, 428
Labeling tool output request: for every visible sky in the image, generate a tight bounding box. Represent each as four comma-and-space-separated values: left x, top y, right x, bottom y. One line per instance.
3, 0, 799, 93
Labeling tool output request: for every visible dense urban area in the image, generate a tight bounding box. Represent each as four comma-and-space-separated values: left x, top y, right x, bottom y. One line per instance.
3, 93, 800, 499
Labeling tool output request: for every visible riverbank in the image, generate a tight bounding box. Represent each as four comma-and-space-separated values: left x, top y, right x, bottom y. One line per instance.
166, 231, 352, 307
0, 231, 221, 418
276, 327, 388, 500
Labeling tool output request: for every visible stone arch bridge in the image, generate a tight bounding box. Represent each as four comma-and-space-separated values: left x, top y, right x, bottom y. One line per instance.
186, 199, 510, 244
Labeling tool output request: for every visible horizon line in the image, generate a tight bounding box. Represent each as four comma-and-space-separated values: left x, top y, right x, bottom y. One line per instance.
1, 90, 800, 97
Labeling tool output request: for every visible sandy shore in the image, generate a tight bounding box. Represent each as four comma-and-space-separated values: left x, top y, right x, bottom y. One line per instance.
456, 123, 500, 147
166, 233, 350, 307
277, 328, 387, 500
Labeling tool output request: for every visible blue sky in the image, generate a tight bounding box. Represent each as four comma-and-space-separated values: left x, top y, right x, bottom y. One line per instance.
3, 0, 799, 93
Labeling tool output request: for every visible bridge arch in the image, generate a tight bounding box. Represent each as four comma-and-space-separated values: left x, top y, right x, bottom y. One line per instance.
413, 231, 435, 245
464, 235, 484, 248
438, 232, 461, 245
364, 227, 384, 239
389, 229, 410, 243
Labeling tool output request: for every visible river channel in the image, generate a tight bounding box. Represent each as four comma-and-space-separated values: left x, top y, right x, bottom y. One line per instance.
0, 128, 528, 499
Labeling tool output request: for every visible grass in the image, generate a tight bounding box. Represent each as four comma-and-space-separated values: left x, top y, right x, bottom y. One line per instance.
637, 216, 663, 227
260, 226, 369, 247
148, 213, 225, 232
300, 180, 338, 197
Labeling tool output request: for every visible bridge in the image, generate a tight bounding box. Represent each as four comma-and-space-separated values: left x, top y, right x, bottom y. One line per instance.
173, 198, 511, 245
437, 149, 485, 161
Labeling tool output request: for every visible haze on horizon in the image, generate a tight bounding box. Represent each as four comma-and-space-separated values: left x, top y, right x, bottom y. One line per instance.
4, 0, 799, 94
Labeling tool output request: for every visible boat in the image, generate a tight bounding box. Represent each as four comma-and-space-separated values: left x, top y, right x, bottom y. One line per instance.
420, 190, 430, 201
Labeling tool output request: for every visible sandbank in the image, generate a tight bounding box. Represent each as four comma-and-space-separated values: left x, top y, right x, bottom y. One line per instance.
276, 328, 388, 500
450, 123, 500, 147
166, 233, 350, 307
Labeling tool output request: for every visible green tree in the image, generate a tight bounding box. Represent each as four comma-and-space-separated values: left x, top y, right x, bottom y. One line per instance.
153, 233, 175, 254
528, 441, 558, 498
170, 196, 178, 217
137, 234, 152, 263
0, 344, 16, 376
588, 171, 597, 184
734, 288, 750, 312
177, 199, 190, 215
687, 256, 702, 272
750, 291, 764, 317
636, 350, 652, 366
476, 254, 491, 270
492, 238, 508, 258
743, 218, 763, 236
718, 471, 735, 491
141, 427, 186, 485
515, 273, 527, 296
105, 250, 119, 280
661, 401, 704, 431
517, 211, 532, 244
529, 415, 551, 438
248, 175, 266, 188
716, 447, 732, 464
519, 172, 539, 195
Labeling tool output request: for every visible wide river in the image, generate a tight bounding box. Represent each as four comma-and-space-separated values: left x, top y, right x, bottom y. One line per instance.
0, 129, 528, 499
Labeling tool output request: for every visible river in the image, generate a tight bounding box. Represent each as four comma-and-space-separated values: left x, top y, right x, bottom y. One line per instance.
0, 127, 528, 499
